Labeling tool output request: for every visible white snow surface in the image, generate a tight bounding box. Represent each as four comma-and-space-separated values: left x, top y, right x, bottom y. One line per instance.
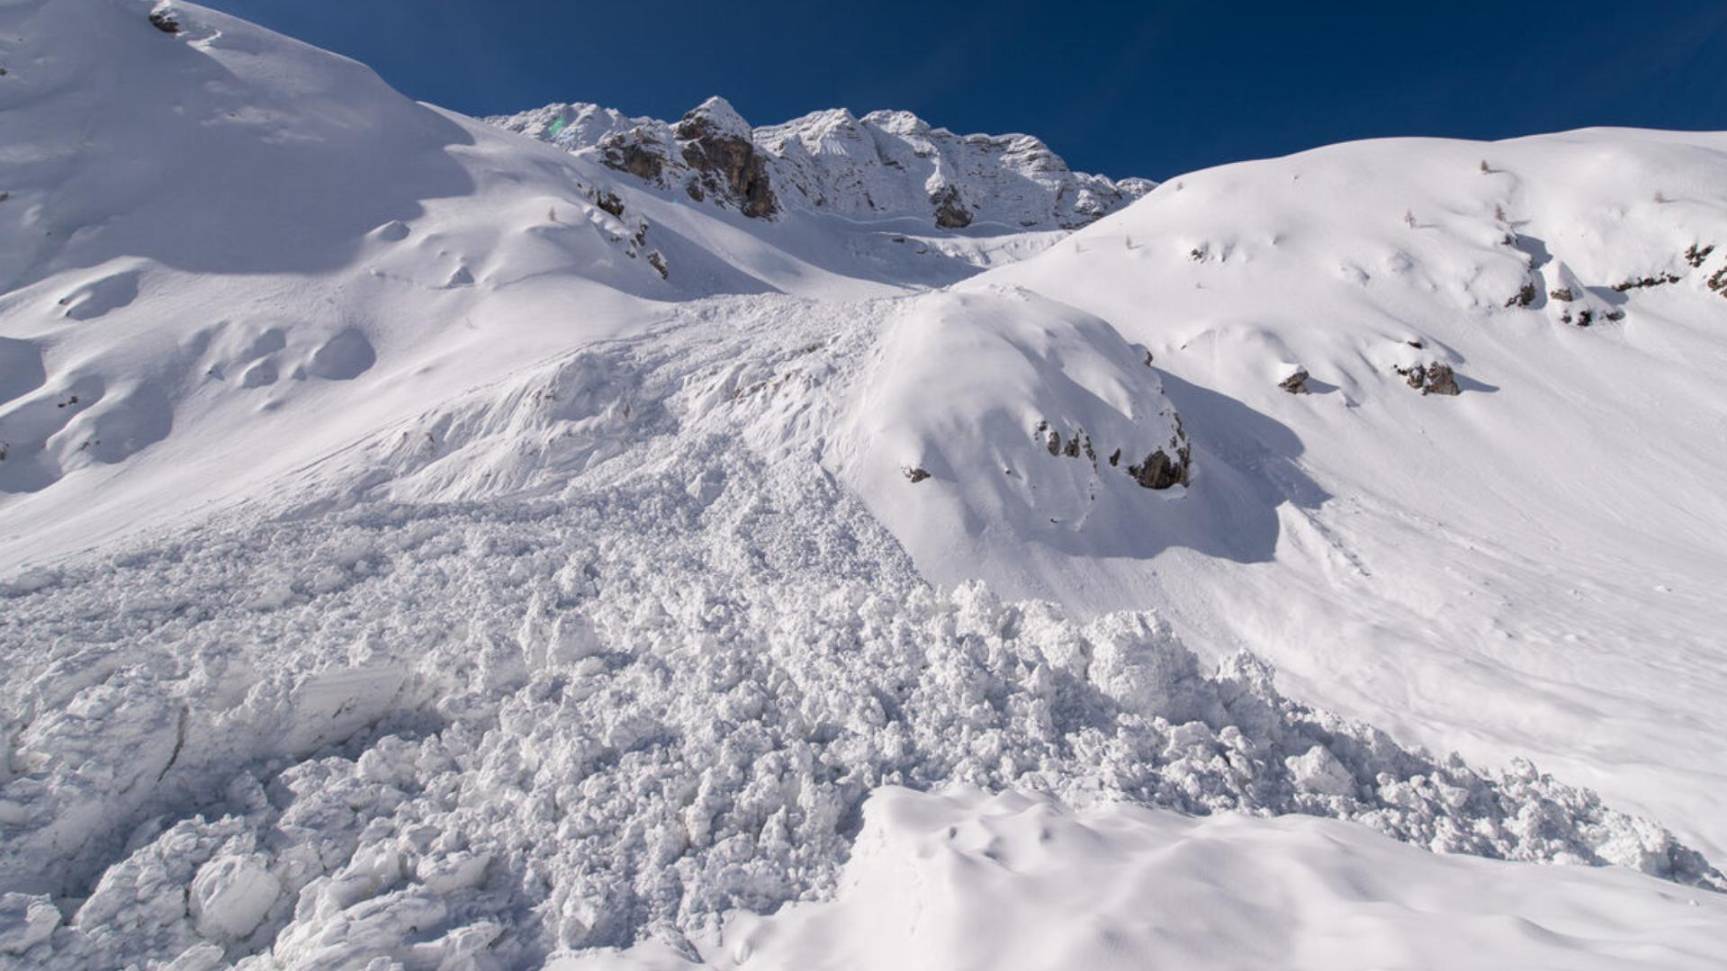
557, 787, 1727, 971
4, 1, 1727, 969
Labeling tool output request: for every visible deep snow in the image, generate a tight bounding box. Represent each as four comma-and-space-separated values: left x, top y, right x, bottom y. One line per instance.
3, 1, 1727, 969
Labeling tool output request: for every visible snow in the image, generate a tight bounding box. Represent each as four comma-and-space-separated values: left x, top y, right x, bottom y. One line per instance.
961, 131, 1727, 863
556, 787, 1727, 971
3, 0, 1726, 968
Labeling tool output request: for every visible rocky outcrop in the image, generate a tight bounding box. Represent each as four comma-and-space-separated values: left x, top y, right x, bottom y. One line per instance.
1036, 418, 1190, 491
490, 98, 1152, 231
1394, 362, 1461, 396
1278, 368, 1311, 394
1128, 447, 1189, 489
671, 99, 778, 218
930, 185, 972, 229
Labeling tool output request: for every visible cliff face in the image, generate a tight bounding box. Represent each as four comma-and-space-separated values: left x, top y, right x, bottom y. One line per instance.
490, 97, 1152, 230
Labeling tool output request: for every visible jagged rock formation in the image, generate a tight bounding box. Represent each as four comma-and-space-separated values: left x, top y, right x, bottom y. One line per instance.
490, 97, 1153, 230
671, 98, 777, 218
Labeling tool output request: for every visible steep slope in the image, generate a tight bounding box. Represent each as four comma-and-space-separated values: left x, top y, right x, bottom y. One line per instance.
492, 97, 1153, 231
0, 0, 1058, 567
895, 131, 1727, 859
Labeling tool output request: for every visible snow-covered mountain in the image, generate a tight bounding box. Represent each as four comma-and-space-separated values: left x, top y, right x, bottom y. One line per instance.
4, 1, 1727, 969
490, 97, 1154, 230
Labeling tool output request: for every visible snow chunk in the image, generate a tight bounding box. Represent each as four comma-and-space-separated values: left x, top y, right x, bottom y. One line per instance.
189, 854, 280, 940
0, 893, 60, 955
1287, 744, 1357, 797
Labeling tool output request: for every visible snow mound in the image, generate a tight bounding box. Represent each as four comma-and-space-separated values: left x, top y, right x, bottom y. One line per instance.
560, 787, 1727, 971
829, 287, 1192, 561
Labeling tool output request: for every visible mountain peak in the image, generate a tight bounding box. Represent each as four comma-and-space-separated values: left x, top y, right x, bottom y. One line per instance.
682, 94, 750, 134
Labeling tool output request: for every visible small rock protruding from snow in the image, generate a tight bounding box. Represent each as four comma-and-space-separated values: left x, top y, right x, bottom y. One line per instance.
1394, 361, 1462, 396
1278, 366, 1311, 394
147, 4, 180, 34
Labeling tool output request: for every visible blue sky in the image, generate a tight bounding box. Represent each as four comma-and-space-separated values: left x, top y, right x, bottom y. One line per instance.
204, 0, 1727, 180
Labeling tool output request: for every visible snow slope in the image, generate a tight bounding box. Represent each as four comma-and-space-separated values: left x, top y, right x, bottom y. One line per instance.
3, 1, 1727, 969
941, 134, 1727, 861
559, 787, 1727, 971
0, 0, 1064, 568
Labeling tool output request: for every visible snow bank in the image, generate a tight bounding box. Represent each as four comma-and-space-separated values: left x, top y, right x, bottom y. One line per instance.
558, 787, 1727, 971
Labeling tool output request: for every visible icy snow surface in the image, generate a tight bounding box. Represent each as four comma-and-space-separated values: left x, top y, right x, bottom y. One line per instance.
4, 1, 1727, 969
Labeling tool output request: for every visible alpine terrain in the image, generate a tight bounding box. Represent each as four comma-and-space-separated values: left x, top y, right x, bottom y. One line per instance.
2, 2, 1726, 969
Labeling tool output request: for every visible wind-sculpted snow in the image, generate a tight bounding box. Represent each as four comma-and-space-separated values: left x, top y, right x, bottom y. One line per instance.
1, 344, 1718, 967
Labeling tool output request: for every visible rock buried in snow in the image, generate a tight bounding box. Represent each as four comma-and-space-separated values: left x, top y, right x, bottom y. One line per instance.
1395, 361, 1461, 396
1278, 367, 1311, 394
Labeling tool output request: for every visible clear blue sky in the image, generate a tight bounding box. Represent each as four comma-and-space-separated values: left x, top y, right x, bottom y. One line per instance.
203, 0, 1727, 180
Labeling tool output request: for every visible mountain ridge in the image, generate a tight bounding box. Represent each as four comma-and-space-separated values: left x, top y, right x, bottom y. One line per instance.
489, 95, 1154, 231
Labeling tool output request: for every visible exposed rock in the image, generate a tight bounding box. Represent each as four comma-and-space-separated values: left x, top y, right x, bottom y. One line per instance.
1128, 447, 1189, 489
675, 98, 777, 219
1686, 243, 1714, 268
646, 251, 668, 280
491, 99, 1151, 231
147, 7, 180, 33
902, 466, 931, 483
600, 134, 667, 184
594, 190, 625, 218
1709, 264, 1727, 297
1549, 286, 1575, 302
1505, 281, 1537, 308
930, 185, 973, 229
1278, 368, 1311, 394
1394, 362, 1461, 396
1613, 272, 1681, 292
1558, 306, 1623, 327
1035, 419, 1187, 489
